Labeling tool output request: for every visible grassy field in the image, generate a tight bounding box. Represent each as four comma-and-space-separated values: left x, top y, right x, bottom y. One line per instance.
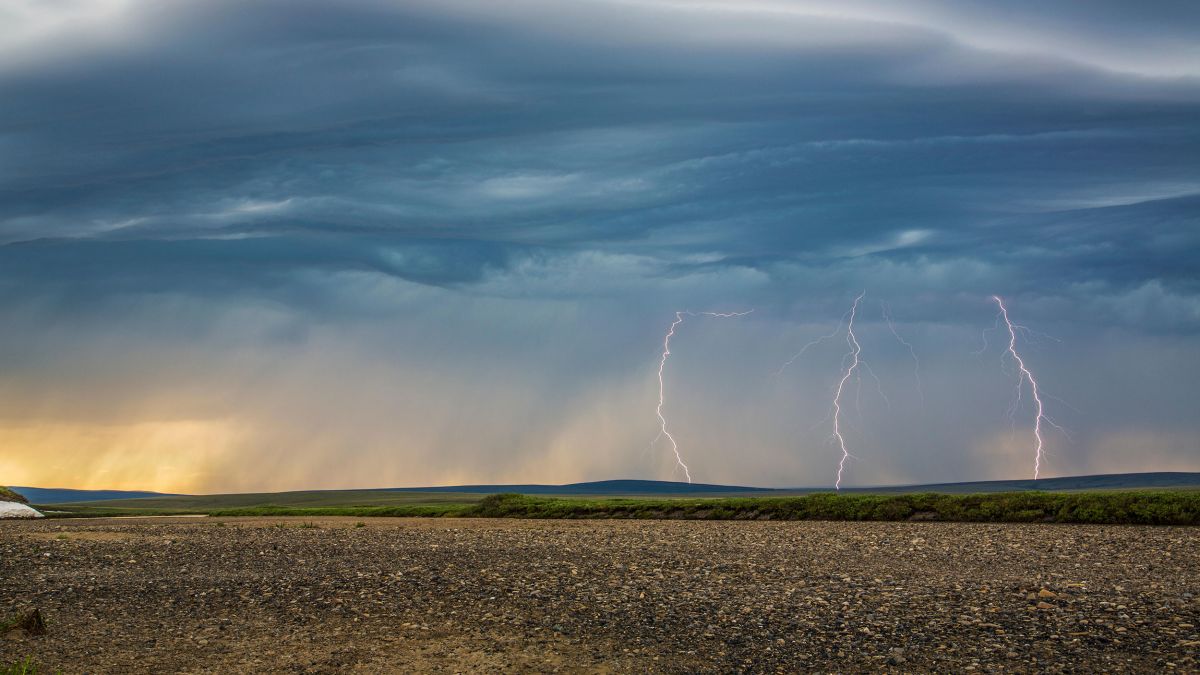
37, 490, 482, 518
33, 490, 1200, 524
459, 491, 1200, 524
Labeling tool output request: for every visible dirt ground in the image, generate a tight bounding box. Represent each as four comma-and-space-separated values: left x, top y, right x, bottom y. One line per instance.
2, 516, 1198, 673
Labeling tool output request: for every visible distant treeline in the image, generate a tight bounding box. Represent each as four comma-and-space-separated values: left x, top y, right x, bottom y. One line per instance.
194, 491, 1200, 525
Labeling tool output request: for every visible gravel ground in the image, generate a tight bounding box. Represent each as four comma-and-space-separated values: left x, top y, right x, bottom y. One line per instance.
2, 517, 1198, 673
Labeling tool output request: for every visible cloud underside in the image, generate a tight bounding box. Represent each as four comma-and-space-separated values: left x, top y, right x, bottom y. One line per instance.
1, 0, 1198, 489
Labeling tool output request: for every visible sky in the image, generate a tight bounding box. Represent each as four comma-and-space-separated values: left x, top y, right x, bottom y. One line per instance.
1, 0, 1198, 493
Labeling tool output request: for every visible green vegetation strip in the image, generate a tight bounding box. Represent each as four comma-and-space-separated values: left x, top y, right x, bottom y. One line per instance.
458, 491, 1200, 524
201, 491, 1200, 524
38, 491, 1200, 524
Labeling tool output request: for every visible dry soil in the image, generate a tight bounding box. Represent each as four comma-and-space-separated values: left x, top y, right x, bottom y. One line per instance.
2, 517, 1198, 673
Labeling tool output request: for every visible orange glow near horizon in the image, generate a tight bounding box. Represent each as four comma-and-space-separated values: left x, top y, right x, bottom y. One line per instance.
0, 419, 242, 493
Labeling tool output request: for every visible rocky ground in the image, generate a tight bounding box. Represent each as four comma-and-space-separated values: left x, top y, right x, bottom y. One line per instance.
2, 517, 1198, 673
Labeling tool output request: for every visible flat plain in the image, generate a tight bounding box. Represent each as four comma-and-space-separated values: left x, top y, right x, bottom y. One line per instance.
2, 517, 1198, 673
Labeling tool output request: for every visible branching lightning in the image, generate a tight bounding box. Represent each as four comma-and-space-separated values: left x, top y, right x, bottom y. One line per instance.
831, 292, 866, 490
991, 295, 1050, 479
776, 293, 886, 489
654, 310, 752, 483
774, 316, 847, 378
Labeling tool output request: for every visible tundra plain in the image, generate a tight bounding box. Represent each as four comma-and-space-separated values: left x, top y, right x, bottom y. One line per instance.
2, 517, 1198, 673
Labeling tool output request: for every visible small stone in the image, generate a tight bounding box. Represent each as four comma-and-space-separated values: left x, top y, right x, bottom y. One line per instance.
1038, 589, 1057, 599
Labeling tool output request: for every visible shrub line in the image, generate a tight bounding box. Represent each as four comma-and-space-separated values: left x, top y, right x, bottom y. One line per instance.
196, 491, 1200, 525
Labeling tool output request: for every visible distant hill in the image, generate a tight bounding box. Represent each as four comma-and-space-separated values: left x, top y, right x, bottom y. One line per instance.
11, 487, 177, 504
18, 472, 1200, 509
835, 472, 1200, 495
384, 479, 778, 496
385, 473, 1200, 496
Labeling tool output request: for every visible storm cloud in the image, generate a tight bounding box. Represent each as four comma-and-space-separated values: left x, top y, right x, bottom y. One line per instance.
1, 0, 1198, 491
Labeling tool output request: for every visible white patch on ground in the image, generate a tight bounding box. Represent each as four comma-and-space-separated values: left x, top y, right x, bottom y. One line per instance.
0, 501, 43, 518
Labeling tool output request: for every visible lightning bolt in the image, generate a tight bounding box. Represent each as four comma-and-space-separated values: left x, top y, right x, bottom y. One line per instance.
774, 315, 848, 378
991, 295, 1049, 479
654, 310, 753, 483
972, 313, 1001, 356
880, 301, 924, 408
832, 291, 866, 490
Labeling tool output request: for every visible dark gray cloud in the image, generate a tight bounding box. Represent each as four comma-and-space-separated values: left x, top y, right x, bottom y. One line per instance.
1, 0, 1197, 490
